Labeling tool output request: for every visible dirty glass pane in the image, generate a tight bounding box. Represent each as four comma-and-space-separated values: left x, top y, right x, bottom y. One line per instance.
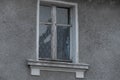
56, 7, 70, 24
39, 24, 51, 58
40, 6, 52, 23
57, 26, 70, 60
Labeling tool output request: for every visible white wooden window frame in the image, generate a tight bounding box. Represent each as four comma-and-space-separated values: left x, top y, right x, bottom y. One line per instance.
39, 5, 72, 60
36, 0, 79, 63
27, 0, 89, 79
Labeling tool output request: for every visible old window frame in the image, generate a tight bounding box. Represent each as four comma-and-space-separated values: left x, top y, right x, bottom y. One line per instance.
27, 0, 89, 78
36, 0, 79, 63
39, 5, 72, 61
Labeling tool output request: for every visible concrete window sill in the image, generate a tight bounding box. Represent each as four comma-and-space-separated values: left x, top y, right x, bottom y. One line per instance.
27, 59, 89, 78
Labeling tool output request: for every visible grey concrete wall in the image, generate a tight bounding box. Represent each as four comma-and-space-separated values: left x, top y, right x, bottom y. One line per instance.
76, 0, 120, 80
0, 0, 36, 80
0, 0, 120, 80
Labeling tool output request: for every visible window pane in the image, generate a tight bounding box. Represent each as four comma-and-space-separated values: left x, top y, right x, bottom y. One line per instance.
56, 7, 70, 24
40, 6, 52, 23
39, 25, 51, 58
57, 26, 70, 60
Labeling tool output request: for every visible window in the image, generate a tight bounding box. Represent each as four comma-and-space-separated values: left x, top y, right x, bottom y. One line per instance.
36, 0, 79, 63
39, 5, 71, 61
28, 0, 89, 78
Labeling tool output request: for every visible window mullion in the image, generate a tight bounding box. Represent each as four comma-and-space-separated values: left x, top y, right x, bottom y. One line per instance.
51, 6, 57, 59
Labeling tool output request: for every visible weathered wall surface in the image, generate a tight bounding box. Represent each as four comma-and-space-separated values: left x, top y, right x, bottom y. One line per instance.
0, 0, 120, 80
0, 0, 36, 80
77, 1, 120, 80
75, 0, 120, 80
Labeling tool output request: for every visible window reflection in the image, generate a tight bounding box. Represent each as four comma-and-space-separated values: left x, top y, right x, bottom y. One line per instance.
56, 7, 70, 24
57, 26, 70, 60
40, 6, 51, 23
39, 25, 51, 58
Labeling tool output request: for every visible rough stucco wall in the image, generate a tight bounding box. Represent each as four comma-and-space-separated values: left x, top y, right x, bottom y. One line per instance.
78, 1, 120, 80
0, 0, 120, 80
76, 0, 120, 80
0, 0, 36, 80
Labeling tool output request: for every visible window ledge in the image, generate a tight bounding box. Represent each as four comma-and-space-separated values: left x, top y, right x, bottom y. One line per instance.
27, 59, 89, 78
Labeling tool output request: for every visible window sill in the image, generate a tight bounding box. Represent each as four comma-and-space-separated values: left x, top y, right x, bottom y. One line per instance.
27, 59, 89, 78
39, 58, 72, 63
